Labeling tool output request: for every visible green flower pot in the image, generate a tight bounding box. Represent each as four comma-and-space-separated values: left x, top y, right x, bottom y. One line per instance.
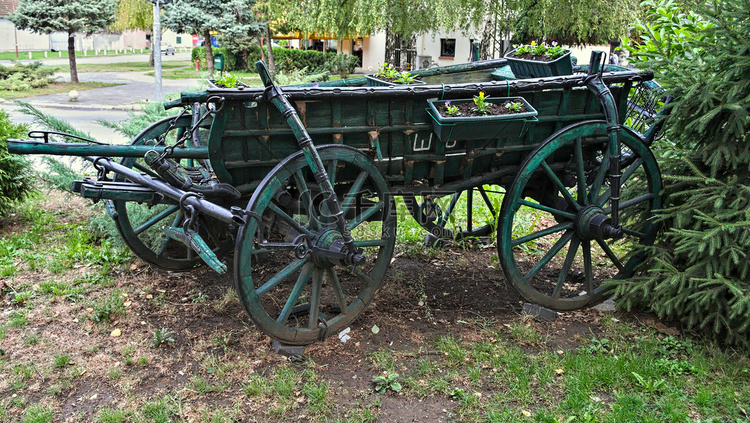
426, 97, 538, 143
504, 49, 573, 79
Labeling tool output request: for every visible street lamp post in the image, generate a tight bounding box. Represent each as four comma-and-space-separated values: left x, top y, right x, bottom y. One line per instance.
147, 0, 171, 101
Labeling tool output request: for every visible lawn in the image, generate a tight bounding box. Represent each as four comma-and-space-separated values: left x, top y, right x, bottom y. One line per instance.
0, 187, 748, 422
0, 81, 122, 100
47, 61, 193, 74
0, 49, 155, 61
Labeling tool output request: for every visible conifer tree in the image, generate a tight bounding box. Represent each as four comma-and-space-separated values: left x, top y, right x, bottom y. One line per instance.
614, 0, 750, 348
9, 0, 116, 84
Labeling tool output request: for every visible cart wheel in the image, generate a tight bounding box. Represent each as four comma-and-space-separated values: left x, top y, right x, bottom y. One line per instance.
402, 185, 502, 243
234, 145, 396, 345
498, 121, 662, 310
112, 115, 235, 271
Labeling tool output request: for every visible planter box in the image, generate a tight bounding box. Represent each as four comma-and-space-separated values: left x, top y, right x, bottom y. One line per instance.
365, 74, 426, 87
504, 49, 573, 79
426, 97, 538, 143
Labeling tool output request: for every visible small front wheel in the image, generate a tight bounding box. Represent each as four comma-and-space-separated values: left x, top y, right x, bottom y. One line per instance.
234, 145, 396, 345
498, 121, 662, 310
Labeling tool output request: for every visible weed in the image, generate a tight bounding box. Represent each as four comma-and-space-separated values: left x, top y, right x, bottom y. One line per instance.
585, 337, 613, 354
9, 311, 28, 327
372, 372, 402, 394
11, 289, 34, 304
189, 376, 230, 394
151, 328, 176, 348
108, 368, 122, 380
140, 397, 176, 422
24, 333, 40, 345
54, 353, 72, 367
243, 374, 269, 397
21, 405, 53, 423
91, 291, 125, 322
138, 357, 148, 366
631, 371, 666, 393
303, 378, 330, 414
13, 363, 34, 379
370, 349, 396, 372
97, 407, 130, 423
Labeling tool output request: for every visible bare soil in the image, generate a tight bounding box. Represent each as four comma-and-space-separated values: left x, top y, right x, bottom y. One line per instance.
0, 194, 645, 422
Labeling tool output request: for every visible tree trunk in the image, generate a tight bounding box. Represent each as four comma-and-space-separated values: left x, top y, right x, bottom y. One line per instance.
480, 15, 494, 60
204, 29, 214, 75
68, 32, 78, 84
265, 24, 275, 72
258, 36, 266, 62
384, 26, 396, 65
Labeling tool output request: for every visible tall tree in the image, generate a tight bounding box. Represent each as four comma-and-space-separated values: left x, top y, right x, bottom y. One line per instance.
112, 0, 155, 66
162, 0, 232, 74
9, 0, 116, 83
217, 0, 265, 71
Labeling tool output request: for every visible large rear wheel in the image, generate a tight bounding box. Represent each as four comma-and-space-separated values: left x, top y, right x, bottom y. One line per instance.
498, 121, 662, 310
234, 145, 396, 345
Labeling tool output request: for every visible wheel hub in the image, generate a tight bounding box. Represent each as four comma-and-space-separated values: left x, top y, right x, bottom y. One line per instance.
311, 229, 348, 268
576, 205, 623, 241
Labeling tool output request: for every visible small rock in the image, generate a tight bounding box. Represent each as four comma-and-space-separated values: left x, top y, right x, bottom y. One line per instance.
594, 298, 616, 312
522, 303, 558, 322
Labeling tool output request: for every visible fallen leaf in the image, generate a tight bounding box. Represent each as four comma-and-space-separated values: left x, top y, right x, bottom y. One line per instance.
371, 325, 380, 335
124, 301, 132, 307
555, 368, 565, 375
522, 410, 532, 417
110, 329, 122, 337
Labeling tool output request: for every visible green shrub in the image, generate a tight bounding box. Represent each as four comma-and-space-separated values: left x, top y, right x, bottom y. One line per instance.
244, 46, 340, 73
0, 110, 35, 216
0, 62, 55, 91
614, 0, 750, 349
191, 47, 240, 72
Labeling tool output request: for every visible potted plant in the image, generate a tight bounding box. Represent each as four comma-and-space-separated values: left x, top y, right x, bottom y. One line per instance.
426, 91, 538, 143
366, 63, 426, 86
504, 42, 573, 78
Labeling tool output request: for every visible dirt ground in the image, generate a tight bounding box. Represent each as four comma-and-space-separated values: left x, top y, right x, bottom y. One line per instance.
0, 193, 647, 422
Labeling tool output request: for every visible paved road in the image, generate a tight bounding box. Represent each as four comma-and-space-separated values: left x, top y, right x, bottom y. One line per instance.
1, 52, 202, 144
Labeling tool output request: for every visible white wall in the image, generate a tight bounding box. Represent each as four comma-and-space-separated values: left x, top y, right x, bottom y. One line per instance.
418, 31, 480, 67
362, 32, 386, 71
0, 19, 48, 52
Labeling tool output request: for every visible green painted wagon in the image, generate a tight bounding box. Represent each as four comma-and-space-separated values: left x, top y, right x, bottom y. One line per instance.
8, 52, 668, 345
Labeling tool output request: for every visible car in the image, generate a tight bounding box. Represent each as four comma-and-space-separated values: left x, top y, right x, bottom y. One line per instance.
161, 42, 175, 55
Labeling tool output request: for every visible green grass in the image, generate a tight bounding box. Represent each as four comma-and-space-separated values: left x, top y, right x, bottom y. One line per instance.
0, 48, 155, 61
0, 81, 121, 100
51, 60, 193, 74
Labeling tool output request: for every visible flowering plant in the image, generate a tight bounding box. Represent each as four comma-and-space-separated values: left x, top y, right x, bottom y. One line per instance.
473, 91, 491, 115
444, 100, 460, 116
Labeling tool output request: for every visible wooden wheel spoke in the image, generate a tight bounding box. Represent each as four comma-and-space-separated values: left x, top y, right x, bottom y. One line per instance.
353, 267, 375, 285
604, 193, 655, 213
621, 227, 646, 239
326, 268, 349, 315
441, 192, 461, 226
346, 201, 384, 231
541, 161, 580, 210
327, 158, 338, 185
276, 263, 313, 324
255, 256, 311, 298
294, 170, 319, 230
134, 205, 179, 235
477, 186, 497, 217
553, 236, 580, 300
524, 230, 574, 281
512, 222, 573, 247
354, 239, 388, 248
308, 268, 322, 330
267, 202, 315, 238
598, 158, 643, 207
574, 137, 587, 205
582, 241, 594, 294
341, 171, 369, 214
518, 199, 576, 220
595, 238, 625, 272
589, 154, 610, 204
467, 189, 474, 232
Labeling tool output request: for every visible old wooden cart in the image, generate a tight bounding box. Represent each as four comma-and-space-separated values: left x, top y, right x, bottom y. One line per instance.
9, 52, 667, 345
